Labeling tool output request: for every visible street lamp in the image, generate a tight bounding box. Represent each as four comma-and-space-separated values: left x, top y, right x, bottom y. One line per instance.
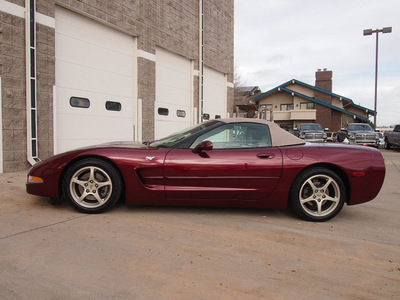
363, 27, 392, 129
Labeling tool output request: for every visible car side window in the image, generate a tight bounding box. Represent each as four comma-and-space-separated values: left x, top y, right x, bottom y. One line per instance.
190, 123, 272, 149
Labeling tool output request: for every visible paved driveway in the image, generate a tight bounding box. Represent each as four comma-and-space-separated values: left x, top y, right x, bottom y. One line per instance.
1, 149, 399, 299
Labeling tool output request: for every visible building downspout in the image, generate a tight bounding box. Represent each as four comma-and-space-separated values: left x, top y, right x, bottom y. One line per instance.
198, 0, 204, 123
25, 0, 40, 164
0, 77, 3, 173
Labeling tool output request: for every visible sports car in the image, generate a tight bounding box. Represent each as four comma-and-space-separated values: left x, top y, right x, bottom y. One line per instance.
26, 118, 385, 221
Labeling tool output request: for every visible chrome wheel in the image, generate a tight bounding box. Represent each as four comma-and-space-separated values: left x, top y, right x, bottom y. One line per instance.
290, 167, 346, 221
63, 159, 122, 213
70, 166, 113, 209
299, 174, 340, 217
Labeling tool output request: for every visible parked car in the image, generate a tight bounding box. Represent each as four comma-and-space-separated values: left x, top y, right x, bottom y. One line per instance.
377, 132, 384, 148
26, 118, 385, 222
326, 132, 338, 143
384, 124, 400, 149
296, 123, 327, 142
337, 123, 379, 147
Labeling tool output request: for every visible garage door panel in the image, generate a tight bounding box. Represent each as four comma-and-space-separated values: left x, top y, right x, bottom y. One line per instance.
56, 61, 133, 97
57, 114, 133, 140
156, 86, 191, 106
157, 49, 189, 69
56, 33, 134, 77
157, 66, 191, 89
56, 87, 133, 118
56, 9, 133, 55
155, 102, 191, 138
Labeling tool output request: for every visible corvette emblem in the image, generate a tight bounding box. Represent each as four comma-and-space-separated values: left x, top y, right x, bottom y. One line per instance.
146, 156, 155, 161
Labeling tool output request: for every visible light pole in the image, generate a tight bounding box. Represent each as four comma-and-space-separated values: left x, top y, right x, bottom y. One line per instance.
363, 27, 392, 129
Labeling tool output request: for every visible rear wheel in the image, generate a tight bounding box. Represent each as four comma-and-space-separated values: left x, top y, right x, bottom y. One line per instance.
63, 158, 122, 213
290, 167, 346, 222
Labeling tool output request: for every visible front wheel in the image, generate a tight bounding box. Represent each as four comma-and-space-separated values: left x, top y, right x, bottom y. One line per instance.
290, 168, 346, 222
63, 158, 122, 213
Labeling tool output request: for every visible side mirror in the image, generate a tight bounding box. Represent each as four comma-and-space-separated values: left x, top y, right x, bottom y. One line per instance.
192, 141, 213, 154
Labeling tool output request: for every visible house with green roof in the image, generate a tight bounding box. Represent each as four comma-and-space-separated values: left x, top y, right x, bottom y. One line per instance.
247, 70, 374, 132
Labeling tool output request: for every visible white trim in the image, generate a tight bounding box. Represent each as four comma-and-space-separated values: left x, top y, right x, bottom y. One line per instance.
227, 81, 234, 88
133, 38, 140, 141
224, 74, 228, 118
138, 49, 156, 62
36, 12, 55, 28
0, 0, 24, 18
0, 0, 55, 28
52, 85, 58, 154
0, 77, 3, 173
137, 98, 143, 142
190, 60, 195, 126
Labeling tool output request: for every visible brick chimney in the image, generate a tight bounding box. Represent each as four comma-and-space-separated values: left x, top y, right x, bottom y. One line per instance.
315, 68, 332, 91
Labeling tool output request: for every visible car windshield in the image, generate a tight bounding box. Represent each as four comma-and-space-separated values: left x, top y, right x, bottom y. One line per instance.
150, 120, 219, 148
347, 124, 373, 131
300, 124, 323, 131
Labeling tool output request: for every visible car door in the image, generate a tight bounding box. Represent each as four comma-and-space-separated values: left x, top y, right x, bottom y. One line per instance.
163, 122, 283, 202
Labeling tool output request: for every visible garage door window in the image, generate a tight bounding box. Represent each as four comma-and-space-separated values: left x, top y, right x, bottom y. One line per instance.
177, 110, 186, 118
158, 108, 169, 116
70, 97, 90, 108
105, 101, 122, 111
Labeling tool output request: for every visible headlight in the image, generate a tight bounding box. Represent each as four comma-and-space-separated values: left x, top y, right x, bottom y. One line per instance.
323, 133, 327, 139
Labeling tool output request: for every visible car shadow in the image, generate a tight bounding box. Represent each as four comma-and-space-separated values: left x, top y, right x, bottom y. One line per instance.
122, 204, 292, 220
29, 193, 295, 221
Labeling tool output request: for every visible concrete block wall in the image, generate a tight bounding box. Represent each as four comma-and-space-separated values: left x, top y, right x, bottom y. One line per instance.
0, 7, 29, 171
0, 0, 234, 172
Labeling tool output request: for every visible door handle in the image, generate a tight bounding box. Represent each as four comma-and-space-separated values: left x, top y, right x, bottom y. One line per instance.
257, 153, 275, 159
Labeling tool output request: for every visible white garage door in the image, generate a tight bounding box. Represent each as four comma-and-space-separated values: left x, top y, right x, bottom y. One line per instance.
203, 66, 226, 120
55, 8, 136, 153
155, 48, 192, 139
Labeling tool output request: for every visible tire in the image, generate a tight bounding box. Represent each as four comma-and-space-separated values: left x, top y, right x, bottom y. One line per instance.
385, 138, 391, 149
63, 158, 122, 213
336, 132, 345, 143
290, 167, 346, 222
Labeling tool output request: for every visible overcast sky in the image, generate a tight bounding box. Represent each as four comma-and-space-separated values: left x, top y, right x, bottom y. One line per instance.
234, 0, 399, 127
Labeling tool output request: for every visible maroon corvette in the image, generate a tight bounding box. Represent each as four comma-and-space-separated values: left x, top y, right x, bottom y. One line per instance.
26, 118, 385, 221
